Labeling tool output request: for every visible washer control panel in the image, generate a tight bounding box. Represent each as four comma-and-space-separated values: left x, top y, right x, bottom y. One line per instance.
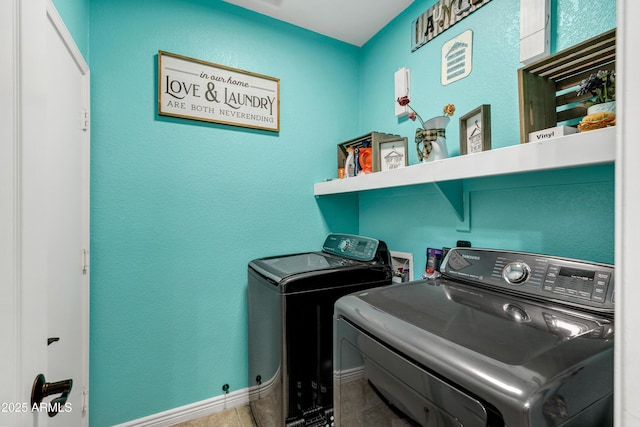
322, 233, 380, 262
441, 248, 614, 313
502, 261, 531, 284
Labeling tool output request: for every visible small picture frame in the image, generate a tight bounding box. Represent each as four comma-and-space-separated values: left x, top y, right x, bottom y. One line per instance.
459, 105, 491, 155
374, 137, 408, 172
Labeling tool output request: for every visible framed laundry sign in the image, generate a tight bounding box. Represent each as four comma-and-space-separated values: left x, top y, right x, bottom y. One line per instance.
158, 51, 280, 132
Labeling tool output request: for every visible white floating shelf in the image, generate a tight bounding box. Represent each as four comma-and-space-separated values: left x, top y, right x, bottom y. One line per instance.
314, 127, 616, 196
314, 127, 616, 228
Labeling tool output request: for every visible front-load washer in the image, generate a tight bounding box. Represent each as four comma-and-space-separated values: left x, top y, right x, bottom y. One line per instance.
248, 233, 393, 427
334, 247, 614, 426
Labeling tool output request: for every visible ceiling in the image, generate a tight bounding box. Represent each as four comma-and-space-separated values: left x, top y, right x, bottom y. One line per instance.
221, 0, 415, 46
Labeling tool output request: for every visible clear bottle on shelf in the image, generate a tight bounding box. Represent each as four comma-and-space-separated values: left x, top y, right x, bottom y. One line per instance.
345, 147, 356, 178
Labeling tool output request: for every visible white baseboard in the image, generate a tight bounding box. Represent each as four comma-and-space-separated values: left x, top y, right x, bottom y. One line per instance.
337, 365, 364, 383
112, 370, 281, 427
112, 388, 251, 427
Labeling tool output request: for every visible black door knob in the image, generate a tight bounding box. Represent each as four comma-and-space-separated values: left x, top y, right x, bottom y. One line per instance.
30, 373, 73, 417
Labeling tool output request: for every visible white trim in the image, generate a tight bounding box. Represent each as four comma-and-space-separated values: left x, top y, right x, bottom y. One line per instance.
112, 388, 251, 427
337, 365, 364, 383
113, 369, 283, 427
13, 0, 50, 425
0, 1, 21, 424
616, 1, 640, 426
46, 0, 88, 74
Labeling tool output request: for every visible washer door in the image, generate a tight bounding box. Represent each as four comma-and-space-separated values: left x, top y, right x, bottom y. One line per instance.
335, 317, 488, 427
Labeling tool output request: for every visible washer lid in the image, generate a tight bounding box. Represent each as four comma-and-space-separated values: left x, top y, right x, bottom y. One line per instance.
249, 251, 391, 294
343, 280, 613, 367
250, 252, 352, 282
336, 282, 614, 427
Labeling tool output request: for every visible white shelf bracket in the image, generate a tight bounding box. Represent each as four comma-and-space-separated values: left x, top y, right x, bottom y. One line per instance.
434, 179, 463, 219
457, 190, 470, 232
434, 179, 470, 231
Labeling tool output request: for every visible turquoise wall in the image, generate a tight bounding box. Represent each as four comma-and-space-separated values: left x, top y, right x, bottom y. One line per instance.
88, 0, 359, 425
85, 0, 616, 426
343, 0, 616, 275
51, 0, 89, 59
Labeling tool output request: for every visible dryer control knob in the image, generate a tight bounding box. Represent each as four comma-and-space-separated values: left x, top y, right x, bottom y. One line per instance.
338, 239, 350, 252
502, 261, 530, 285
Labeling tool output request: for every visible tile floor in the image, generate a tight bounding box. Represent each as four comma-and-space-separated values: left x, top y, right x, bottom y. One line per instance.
170, 405, 256, 427
169, 382, 414, 426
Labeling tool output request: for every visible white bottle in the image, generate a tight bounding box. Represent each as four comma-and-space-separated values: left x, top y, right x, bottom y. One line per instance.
345, 147, 355, 178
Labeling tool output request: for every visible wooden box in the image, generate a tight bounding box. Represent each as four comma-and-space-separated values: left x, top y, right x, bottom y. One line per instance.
337, 132, 408, 173
518, 28, 616, 144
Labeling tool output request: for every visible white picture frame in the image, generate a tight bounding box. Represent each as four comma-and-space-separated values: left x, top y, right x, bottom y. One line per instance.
377, 139, 408, 172
459, 104, 491, 155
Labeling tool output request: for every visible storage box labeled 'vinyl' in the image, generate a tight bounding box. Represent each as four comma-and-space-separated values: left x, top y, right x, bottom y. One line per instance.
517, 28, 615, 144
528, 126, 577, 142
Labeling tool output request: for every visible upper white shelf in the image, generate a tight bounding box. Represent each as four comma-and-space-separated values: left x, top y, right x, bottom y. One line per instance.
314, 127, 616, 196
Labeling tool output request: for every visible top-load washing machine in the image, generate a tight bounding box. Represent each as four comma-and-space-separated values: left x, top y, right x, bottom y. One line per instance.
334, 247, 614, 426
248, 233, 393, 427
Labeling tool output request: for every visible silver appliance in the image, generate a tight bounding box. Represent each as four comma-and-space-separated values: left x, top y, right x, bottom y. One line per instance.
334, 248, 614, 426
248, 233, 393, 427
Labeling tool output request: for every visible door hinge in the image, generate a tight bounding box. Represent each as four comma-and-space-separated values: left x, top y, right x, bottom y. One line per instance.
82, 388, 88, 413
81, 108, 89, 131
82, 249, 89, 274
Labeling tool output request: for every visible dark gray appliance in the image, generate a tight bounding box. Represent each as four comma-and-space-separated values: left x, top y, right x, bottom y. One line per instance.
334, 247, 614, 427
248, 233, 393, 427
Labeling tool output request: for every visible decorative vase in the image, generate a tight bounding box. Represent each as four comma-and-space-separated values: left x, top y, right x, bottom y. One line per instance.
587, 101, 616, 115
416, 116, 450, 162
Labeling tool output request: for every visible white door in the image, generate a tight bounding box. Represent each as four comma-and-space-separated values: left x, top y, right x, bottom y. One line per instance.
43, 3, 91, 426
0, 1, 90, 426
